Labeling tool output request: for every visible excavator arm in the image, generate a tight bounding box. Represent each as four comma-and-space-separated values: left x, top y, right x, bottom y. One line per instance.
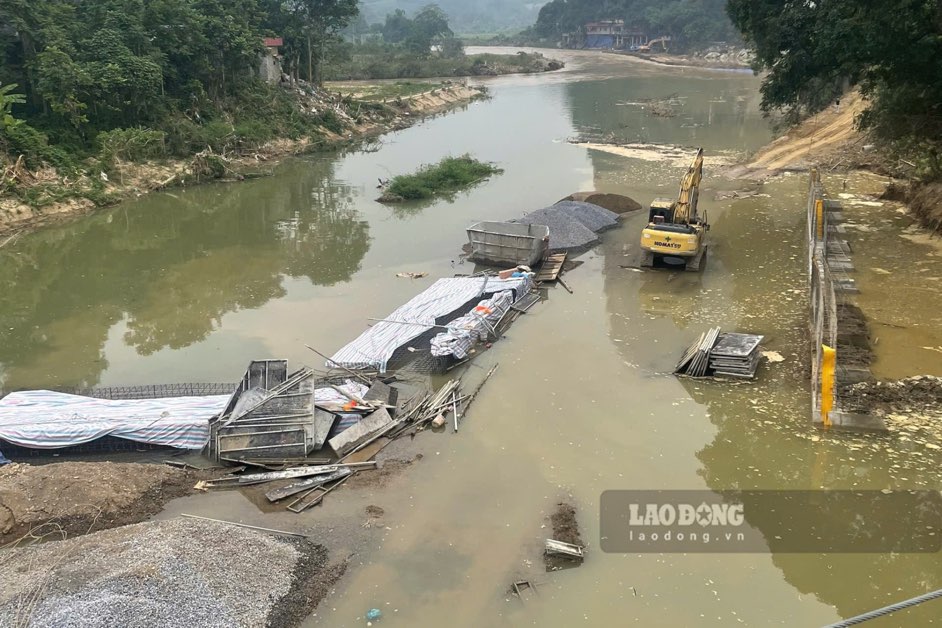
672, 147, 703, 225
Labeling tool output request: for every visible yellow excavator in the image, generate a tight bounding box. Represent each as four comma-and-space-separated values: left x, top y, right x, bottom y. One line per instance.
639, 147, 709, 271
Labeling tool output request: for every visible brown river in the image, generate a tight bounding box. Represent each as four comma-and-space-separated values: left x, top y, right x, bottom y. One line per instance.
3, 49, 942, 626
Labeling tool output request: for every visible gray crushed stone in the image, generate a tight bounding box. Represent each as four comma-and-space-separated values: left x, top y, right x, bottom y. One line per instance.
516, 207, 599, 252
552, 201, 619, 232
0, 519, 300, 628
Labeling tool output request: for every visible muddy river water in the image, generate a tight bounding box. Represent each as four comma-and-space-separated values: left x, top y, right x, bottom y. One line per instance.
4, 49, 942, 626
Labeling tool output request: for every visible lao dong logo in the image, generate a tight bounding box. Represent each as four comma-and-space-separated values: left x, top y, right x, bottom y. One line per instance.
628, 502, 745, 527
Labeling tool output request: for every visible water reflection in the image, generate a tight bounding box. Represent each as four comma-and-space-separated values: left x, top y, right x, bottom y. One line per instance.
0, 158, 369, 391
564, 75, 767, 153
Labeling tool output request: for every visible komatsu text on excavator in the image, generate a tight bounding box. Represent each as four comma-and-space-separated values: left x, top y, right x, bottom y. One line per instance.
639, 147, 709, 271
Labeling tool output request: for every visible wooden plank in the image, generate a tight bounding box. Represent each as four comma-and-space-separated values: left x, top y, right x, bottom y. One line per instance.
287, 474, 352, 513
328, 407, 394, 456
265, 467, 352, 502
535, 253, 567, 282
205, 461, 375, 487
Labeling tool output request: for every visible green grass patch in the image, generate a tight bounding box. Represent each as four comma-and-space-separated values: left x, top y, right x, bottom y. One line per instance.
382, 155, 502, 202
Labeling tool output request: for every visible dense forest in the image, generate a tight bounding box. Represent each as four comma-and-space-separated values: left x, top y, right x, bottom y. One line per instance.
359, 0, 540, 34
327, 5, 560, 80
532, 0, 739, 49
727, 0, 942, 179
0, 0, 360, 170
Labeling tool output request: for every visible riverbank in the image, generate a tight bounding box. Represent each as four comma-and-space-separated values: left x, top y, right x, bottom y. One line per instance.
729, 88, 942, 235
614, 50, 752, 71
724, 94, 942, 426
0, 461, 213, 546
0, 83, 485, 240
728, 91, 868, 179
468, 42, 751, 71
325, 48, 564, 81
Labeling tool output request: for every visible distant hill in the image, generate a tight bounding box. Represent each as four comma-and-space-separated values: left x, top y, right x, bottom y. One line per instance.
359, 1, 545, 34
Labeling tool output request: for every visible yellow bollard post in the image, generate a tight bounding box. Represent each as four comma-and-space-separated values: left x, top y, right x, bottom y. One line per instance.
821, 345, 836, 428
815, 199, 825, 241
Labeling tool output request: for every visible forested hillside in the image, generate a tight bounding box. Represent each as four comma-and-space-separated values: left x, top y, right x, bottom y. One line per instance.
727, 0, 942, 180
359, 0, 542, 34
0, 0, 358, 168
533, 0, 739, 49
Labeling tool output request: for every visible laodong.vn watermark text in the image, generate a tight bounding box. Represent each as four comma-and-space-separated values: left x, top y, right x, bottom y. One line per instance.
600, 490, 942, 553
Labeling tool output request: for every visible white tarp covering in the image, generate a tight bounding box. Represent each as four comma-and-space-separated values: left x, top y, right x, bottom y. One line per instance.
430, 290, 514, 359
328, 275, 533, 372
0, 390, 229, 450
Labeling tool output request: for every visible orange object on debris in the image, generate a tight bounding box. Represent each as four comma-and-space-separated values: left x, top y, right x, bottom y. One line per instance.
474, 306, 493, 315
343, 400, 356, 411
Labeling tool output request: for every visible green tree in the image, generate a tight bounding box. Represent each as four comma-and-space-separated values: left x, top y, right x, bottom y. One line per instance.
289, 0, 359, 85
0, 0, 362, 168
727, 0, 942, 170
0, 83, 26, 131
382, 9, 413, 44
405, 4, 452, 56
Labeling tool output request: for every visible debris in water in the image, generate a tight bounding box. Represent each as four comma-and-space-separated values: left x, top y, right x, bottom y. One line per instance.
544, 502, 585, 570
544, 538, 585, 558
761, 351, 785, 363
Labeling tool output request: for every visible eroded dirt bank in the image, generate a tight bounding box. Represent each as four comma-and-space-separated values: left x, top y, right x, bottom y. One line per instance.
727, 91, 867, 179
0, 461, 208, 546
892, 180, 942, 234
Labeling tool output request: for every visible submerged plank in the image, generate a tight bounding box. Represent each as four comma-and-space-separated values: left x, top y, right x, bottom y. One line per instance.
545, 538, 585, 558
328, 407, 394, 456
265, 467, 352, 502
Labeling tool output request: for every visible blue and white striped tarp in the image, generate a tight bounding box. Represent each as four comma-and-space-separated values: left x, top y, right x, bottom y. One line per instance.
0, 390, 229, 450
329, 275, 533, 372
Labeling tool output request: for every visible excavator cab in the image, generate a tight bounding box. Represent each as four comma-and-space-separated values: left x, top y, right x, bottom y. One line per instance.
648, 198, 676, 224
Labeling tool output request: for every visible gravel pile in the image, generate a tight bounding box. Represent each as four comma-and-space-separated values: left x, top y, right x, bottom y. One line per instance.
515, 201, 619, 253
517, 207, 599, 253
553, 201, 619, 232
0, 518, 321, 628
561, 192, 642, 214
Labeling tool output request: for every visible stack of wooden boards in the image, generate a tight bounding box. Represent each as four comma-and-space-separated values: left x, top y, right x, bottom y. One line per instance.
675, 328, 764, 379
